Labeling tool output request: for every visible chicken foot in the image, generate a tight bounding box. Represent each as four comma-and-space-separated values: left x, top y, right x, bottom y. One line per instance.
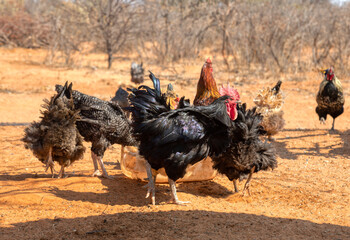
169, 179, 190, 205
242, 166, 256, 196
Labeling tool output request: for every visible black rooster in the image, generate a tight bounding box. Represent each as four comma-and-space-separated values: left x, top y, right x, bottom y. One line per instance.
316, 67, 345, 130
23, 82, 85, 178
55, 85, 138, 178
211, 104, 277, 195
128, 72, 238, 205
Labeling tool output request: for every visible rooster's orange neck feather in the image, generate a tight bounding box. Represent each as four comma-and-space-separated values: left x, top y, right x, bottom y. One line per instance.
194, 67, 220, 105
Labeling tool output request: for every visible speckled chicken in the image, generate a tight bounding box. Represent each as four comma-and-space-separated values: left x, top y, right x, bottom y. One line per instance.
23, 82, 85, 178
55, 84, 138, 178
253, 81, 285, 140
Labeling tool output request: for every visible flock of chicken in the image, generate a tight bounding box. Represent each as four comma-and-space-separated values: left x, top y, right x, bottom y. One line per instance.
22, 59, 344, 205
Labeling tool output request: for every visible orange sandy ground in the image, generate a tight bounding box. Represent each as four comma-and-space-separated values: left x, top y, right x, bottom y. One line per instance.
0, 48, 349, 239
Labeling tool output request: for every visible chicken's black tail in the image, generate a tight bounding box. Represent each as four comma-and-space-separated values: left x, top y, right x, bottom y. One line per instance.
127, 72, 169, 124
271, 80, 282, 94
149, 71, 161, 98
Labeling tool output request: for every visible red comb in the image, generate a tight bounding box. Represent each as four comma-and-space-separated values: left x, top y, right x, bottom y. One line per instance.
206, 58, 212, 64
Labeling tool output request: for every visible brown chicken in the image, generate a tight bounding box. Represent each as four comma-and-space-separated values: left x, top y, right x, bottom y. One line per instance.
253, 81, 285, 140
193, 58, 221, 106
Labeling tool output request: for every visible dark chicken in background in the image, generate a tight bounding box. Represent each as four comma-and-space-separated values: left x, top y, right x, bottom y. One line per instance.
316, 67, 344, 130
254, 80, 285, 140
131, 62, 144, 84
193, 58, 221, 106
111, 86, 130, 110
129, 71, 276, 205
128, 72, 237, 205
55, 84, 138, 178
23, 82, 85, 178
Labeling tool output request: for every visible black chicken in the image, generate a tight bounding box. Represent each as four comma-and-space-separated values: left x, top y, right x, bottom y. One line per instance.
211, 104, 277, 195
23, 82, 85, 178
55, 84, 138, 178
131, 62, 144, 84
128, 72, 238, 205
111, 86, 130, 110
316, 67, 345, 130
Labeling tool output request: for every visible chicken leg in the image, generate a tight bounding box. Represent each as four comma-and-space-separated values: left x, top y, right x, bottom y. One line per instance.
58, 165, 65, 178
169, 179, 190, 205
331, 118, 335, 131
120, 146, 125, 162
45, 147, 55, 178
144, 162, 156, 205
91, 152, 113, 179
233, 179, 239, 193
91, 151, 100, 177
242, 166, 256, 196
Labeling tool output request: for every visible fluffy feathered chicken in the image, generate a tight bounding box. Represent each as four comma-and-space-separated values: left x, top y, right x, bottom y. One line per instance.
128, 72, 238, 205
211, 101, 277, 194
23, 82, 85, 178
131, 62, 144, 84
253, 81, 285, 140
55, 84, 138, 178
316, 67, 345, 130
193, 58, 221, 106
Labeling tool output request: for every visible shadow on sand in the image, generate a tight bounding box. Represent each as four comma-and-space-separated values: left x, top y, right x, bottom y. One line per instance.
271, 128, 350, 160
0, 171, 232, 207
1, 210, 349, 239
47, 175, 233, 207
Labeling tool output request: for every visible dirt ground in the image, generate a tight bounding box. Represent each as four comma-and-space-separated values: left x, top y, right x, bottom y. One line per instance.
0, 48, 349, 239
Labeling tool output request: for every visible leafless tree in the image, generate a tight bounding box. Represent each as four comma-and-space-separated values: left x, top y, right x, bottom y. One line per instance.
2, 0, 350, 73
78, 0, 136, 69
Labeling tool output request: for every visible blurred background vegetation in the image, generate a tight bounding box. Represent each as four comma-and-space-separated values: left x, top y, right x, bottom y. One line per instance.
0, 0, 349, 75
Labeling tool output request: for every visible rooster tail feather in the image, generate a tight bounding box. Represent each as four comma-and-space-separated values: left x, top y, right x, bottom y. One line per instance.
128, 88, 168, 123
272, 80, 282, 94
149, 71, 161, 98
